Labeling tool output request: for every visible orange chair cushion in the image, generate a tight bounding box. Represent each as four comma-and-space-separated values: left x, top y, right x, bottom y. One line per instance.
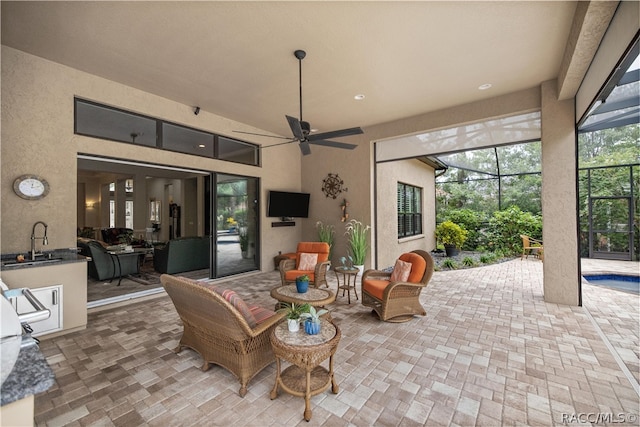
362, 279, 391, 300
285, 270, 315, 282
296, 242, 330, 266
399, 252, 427, 282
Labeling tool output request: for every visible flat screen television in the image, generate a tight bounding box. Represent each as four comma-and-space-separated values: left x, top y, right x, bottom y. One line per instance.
267, 190, 310, 219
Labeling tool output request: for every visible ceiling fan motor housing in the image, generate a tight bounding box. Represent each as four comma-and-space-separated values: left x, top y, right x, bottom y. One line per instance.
300, 121, 311, 136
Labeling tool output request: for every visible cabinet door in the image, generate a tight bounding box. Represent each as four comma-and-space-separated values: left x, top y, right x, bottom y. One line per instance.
12, 285, 63, 336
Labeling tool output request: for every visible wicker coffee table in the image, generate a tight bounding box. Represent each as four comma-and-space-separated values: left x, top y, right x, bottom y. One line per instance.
270, 319, 341, 421
270, 284, 336, 310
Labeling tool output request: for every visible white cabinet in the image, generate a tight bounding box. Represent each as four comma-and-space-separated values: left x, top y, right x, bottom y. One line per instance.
9, 285, 63, 336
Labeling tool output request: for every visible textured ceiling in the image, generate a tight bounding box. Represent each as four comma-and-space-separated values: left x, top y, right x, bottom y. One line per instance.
2, 1, 578, 139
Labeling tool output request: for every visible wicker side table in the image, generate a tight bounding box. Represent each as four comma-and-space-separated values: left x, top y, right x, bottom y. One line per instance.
270, 319, 341, 421
270, 284, 336, 311
334, 266, 359, 304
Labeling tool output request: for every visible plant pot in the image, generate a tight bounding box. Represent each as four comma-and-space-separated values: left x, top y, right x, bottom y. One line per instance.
354, 265, 364, 277
304, 319, 320, 335
444, 244, 459, 257
295, 279, 309, 293
287, 318, 300, 332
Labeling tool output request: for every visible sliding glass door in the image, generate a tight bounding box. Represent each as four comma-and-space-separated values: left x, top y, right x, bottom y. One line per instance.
214, 174, 259, 277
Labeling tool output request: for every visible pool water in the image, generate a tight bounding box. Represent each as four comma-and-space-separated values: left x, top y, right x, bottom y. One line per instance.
583, 274, 640, 294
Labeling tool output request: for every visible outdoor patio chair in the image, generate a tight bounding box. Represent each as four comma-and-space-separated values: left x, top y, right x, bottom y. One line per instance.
161, 274, 284, 397
361, 250, 434, 323
520, 235, 544, 261
278, 242, 331, 288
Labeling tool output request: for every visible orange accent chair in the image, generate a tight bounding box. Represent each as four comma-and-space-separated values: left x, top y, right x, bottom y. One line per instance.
361, 250, 434, 323
520, 235, 544, 261
278, 242, 331, 288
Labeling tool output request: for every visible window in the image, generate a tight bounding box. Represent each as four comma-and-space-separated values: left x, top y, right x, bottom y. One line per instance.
397, 183, 422, 238
74, 98, 259, 166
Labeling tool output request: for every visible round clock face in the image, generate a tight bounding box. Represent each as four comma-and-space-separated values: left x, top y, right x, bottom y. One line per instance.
13, 175, 50, 200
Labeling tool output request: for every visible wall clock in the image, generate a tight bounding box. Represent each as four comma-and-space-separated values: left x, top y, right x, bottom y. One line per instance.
13, 174, 50, 200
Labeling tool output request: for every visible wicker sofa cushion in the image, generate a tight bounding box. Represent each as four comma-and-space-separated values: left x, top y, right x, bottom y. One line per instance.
200, 282, 257, 328
249, 305, 277, 324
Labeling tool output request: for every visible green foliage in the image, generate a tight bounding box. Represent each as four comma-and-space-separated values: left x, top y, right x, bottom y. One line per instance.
577, 124, 640, 259
441, 259, 457, 269
462, 257, 476, 267
345, 219, 370, 265
435, 221, 468, 248
479, 254, 494, 264
300, 305, 328, 323
442, 209, 485, 250
316, 221, 334, 257
485, 206, 542, 255
277, 302, 310, 320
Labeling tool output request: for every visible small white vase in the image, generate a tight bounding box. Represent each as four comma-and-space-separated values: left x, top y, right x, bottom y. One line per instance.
287, 318, 300, 332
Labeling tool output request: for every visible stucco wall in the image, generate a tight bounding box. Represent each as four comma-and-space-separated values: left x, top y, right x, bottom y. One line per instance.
375, 159, 436, 269
1, 46, 303, 270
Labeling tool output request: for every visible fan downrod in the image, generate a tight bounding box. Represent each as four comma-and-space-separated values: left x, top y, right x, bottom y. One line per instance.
294, 49, 306, 60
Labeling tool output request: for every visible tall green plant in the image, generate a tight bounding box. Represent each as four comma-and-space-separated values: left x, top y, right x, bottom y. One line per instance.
344, 219, 370, 265
315, 221, 334, 257
485, 206, 542, 255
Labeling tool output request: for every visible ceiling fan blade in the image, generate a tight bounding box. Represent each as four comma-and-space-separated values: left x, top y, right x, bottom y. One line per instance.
307, 126, 363, 142
286, 115, 305, 140
233, 130, 293, 140
307, 139, 357, 150
299, 141, 311, 155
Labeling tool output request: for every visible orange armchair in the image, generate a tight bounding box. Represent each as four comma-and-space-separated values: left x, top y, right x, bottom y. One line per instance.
278, 242, 331, 288
361, 250, 434, 323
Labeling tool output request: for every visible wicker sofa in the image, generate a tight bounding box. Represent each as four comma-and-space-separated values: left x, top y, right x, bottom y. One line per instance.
160, 274, 284, 397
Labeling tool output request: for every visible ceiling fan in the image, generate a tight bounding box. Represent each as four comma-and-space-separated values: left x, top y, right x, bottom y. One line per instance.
235, 49, 363, 155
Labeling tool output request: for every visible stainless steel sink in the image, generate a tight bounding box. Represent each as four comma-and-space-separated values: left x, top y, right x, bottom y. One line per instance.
1, 258, 63, 268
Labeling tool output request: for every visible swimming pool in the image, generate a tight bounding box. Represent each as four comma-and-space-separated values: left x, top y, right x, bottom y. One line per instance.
583, 274, 640, 294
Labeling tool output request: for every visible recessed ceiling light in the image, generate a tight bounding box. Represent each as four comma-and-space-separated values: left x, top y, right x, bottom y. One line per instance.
198, 144, 206, 148
478, 84, 492, 90
354, 94, 365, 100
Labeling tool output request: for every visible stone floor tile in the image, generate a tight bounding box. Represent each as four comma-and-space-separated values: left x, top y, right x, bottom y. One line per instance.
29, 259, 639, 426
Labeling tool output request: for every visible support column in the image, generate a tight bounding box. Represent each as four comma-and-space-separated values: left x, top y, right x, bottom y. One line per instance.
541, 79, 580, 306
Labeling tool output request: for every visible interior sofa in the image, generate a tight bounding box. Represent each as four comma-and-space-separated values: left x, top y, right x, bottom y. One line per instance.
77, 238, 140, 281
153, 236, 210, 274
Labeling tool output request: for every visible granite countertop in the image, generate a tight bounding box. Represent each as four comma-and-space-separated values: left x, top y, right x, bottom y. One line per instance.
1, 248, 87, 271
1, 339, 55, 406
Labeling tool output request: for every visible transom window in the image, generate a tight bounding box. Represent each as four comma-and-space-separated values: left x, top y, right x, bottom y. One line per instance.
74, 98, 259, 166
397, 182, 422, 238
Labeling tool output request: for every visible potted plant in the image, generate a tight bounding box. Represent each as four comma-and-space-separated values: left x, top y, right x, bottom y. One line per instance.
239, 228, 249, 258
316, 221, 335, 258
344, 219, 370, 275
435, 220, 468, 257
300, 305, 328, 335
295, 274, 310, 293
277, 302, 309, 332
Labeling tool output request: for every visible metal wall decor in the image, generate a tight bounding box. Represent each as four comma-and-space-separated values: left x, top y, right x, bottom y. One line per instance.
322, 173, 347, 199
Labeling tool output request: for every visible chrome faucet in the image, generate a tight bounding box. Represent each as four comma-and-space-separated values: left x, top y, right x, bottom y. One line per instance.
31, 221, 48, 260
